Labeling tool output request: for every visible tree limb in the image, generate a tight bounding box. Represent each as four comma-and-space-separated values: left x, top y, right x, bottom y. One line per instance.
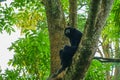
94, 57, 120, 62
63, 0, 114, 80
69, 0, 77, 28
44, 0, 67, 75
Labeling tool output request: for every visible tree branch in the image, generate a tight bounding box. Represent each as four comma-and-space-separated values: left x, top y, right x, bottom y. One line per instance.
94, 57, 120, 62
44, 0, 67, 75
97, 47, 104, 57
63, 0, 114, 80
69, 0, 77, 27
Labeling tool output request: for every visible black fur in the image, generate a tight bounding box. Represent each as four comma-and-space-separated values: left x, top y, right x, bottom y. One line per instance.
52, 27, 82, 78
64, 27, 82, 47
59, 45, 77, 69
59, 27, 82, 70
52, 45, 77, 78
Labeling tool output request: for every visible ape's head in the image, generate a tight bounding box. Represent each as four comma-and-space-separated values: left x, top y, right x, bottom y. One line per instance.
64, 27, 76, 39
64, 27, 82, 47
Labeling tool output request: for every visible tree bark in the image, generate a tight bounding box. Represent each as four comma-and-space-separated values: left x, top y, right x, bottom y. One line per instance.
44, 0, 67, 74
69, 0, 77, 28
63, 0, 114, 80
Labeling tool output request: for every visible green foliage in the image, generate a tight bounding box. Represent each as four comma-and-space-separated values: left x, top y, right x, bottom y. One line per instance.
0, 0, 45, 34
14, 9, 42, 31
8, 28, 50, 80
0, 68, 2, 80
61, 0, 69, 14
77, 0, 90, 31
85, 60, 111, 80
0, 0, 49, 79
78, 14, 86, 32
0, 4, 15, 34
112, 0, 120, 28
3, 69, 20, 80
102, 0, 120, 41
11, 0, 42, 9
11, 0, 46, 32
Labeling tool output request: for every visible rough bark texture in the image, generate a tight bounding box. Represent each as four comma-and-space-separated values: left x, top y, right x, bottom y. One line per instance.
63, 0, 114, 80
69, 0, 77, 28
44, 0, 67, 75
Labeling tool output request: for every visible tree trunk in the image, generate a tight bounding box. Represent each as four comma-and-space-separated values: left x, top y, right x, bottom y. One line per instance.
44, 0, 67, 74
69, 0, 77, 28
63, 0, 114, 80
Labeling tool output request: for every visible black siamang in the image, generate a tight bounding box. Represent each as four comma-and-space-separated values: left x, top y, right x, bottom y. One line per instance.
52, 27, 82, 78
64, 27, 82, 47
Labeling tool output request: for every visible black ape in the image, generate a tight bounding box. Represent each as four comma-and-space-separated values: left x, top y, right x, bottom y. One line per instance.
64, 27, 82, 47
52, 27, 82, 78
58, 27, 82, 73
